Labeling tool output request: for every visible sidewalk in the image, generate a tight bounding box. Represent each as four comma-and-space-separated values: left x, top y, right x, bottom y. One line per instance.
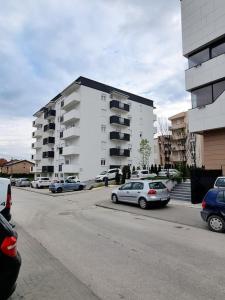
10, 225, 100, 300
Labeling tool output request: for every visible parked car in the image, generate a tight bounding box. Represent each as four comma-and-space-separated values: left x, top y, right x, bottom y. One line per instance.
214, 177, 225, 188
15, 178, 30, 187
0, 213, 21, 299
31, 177, 51, 188
131, 170, 157, 179
66, 176, 80, 182
201, 188, 225, 233
95, 168, 122, 182
10, 178, 17, 186
111, 180, 170, 209
49, 179, 86, 193
0, 178, 12, 222
158, 169, 180, 177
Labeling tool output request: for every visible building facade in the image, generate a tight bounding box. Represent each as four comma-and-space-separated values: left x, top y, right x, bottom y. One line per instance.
154, 135, 172, 167
181, 0, 225, 173
32, 77, 155, 181
1, 160, 34, 175
169, 112, 187, 165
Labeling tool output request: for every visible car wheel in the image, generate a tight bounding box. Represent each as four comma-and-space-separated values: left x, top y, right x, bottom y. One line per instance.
36, 184, 39, 189
57, 187, 63, 193
160, 200, 170, 207
139, 198, 148, 209
111, 194, 118, 203
78, 185, 83, 191
207, 215, 225, 233
51, 190, 56, 193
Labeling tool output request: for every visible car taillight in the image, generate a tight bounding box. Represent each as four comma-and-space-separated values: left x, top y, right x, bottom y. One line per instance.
202, 200, 206, 209
148, 189, 157, 195
1, 236, 17, 257
6, 184, 12, 209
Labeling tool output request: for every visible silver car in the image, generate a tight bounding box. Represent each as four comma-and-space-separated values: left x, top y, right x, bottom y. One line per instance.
111, 180, 170, 209
15, 178, 30, 187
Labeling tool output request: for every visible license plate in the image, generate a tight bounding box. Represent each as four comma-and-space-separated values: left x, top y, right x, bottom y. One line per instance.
161, 198, 167, 201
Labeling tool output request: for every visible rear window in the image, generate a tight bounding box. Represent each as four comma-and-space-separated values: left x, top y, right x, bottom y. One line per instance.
149, 182, 166, 189
41, 178, 50, 181
141, 171, 149, 175
215, 178, 225, 187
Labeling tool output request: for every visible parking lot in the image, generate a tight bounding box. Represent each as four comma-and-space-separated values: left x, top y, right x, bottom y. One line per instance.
10, 186, 225, 300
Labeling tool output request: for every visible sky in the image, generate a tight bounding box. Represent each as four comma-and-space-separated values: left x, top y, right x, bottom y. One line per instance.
0, 0, 190, 159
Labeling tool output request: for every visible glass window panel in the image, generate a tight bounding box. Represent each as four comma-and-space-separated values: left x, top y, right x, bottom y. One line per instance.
211, 42, 225, 58
216, 191, 225, 203
188, 48, 210, 68
213, 80, 225, 100
191, 85, 212, 108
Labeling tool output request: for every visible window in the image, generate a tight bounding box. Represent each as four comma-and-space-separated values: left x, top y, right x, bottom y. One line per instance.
211, 42, 225, 58
216, 191, 225, 203
61, 100, 64, 107
149, 182, 166, 189
213, 80, 225, 100
55, 173, 58, 177
60, 131, 63, 138
132, 182, 144, 190
101, 159, 105, 166
188, 48, 210, 68
101, 125, 106, 132
101, 94, 106, 101
59, 165, 62, 172
191, 85, 212, 108
59, 147, 63, 154
121, 182, 133, 190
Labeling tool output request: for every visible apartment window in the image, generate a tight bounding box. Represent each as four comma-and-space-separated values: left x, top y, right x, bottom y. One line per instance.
213, 80, 225, 100
58, 165, 62, 172
60, 116, 64, 122
101, 159, 106, 166
101, 94, 106, 101
55, 173, 58, 177
61, 100, 64, 107
101, 125, 106, 132
60, 131, 63, 138
59, 147, 63, 154
211, 41, 225, 58
188, 48, 210, 68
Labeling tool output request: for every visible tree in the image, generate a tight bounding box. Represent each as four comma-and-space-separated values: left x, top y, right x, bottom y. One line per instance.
157, 117, 172, 167
139, 139, 151, 169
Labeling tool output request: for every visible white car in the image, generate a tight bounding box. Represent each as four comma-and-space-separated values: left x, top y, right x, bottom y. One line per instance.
131, 170, 157, 179
66, 176, 80, 182
31, 177, 51, 188
0, 177, 12, 221
95, 168, 122, 182
158, 169, 180, 177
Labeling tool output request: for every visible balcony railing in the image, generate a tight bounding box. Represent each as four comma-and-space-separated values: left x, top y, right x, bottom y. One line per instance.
63, 92, 80, 111
32, 141, 42, 149
44, 109, 56, 119
62, 164, 80, 173
42, 151, 54, 158
110, 100, 129, 112
43, 123, 55, 132
110, 131, 130, 141
110, 116, 130, 127
61, 127, 80, 139
62, 145, 80, 156
42, 166, 54, 173
33, 119, 42, 127
32, 129, 42, 138
43, 137, 55, 145
62, 110, 80, 124
110, 148, 130, 157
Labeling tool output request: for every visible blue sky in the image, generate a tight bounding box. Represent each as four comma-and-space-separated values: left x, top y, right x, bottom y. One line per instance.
0, 0, 190, 159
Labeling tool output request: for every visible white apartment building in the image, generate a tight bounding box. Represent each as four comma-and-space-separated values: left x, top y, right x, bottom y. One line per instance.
32, 76, 155, 181
181, 0, 225, 173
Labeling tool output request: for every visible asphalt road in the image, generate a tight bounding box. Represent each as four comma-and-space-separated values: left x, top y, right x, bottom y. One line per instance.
10, 187, 225, 300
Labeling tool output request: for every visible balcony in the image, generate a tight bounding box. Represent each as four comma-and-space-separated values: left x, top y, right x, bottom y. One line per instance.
62, 145, 80, 156
62, 164, 80, 173
173, 134, 186, 140
172, 145, 185, 151
32, 141, 42, 149
63, 92, 80, 111
33, 118, 42, 127
110, 116, 130, 127
110, 100, 129, 112
42, 166, 54, 173
32, 154, 41, 161
171, 123, 186, 130
110, 131, 130, 141
43, 123, 55, 132
62, 110, 80, 125
43, 137, 55, 145
44, 109, 56, 120
110, 148, 130, 157
42, 151, 54, 158
61, 127, 80, 140
32, 129, 42, 138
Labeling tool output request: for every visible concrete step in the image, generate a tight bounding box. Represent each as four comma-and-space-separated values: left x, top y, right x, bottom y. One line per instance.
171, 195, 191, 201
170, 191, 191, 196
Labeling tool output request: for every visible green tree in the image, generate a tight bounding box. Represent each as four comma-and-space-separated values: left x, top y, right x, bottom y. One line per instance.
139, 139, 151, 169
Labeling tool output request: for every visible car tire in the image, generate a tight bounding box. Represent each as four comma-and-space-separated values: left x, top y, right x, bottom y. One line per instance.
207, 215, 225, 233
57, 187, 63, 193
111, 194, 118, 203
78, 185, 83, 191
51, 190, 56, 193
36, 184, 39, 189
139, 198, 148, 209
160, 200, 170, 207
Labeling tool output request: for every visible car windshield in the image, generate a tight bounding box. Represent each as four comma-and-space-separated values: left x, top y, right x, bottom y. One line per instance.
100, 171, 107, 175
215, 178, 225, 187
149, 182, 166, 189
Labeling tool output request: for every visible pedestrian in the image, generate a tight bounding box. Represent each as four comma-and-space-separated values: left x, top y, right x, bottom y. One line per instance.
104, 176, 109, 187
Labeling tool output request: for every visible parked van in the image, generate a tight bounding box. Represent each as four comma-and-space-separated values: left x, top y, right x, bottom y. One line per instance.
0, 177, 12, 221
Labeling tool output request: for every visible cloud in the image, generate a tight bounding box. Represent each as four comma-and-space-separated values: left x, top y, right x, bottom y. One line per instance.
0, 0, 188, 158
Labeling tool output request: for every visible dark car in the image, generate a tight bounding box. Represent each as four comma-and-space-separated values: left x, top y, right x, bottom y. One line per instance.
0, 214, 21, 299
201, 188, 225, 232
